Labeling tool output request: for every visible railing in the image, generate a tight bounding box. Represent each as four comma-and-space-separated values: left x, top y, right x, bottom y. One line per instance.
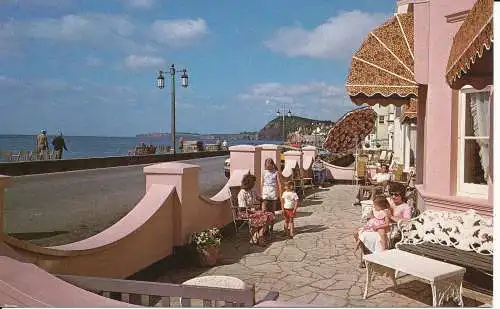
0, 150, 55, 162
57, 275, 278, 307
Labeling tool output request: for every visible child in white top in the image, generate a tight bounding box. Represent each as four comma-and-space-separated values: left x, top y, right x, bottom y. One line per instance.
280, 181, 299, 238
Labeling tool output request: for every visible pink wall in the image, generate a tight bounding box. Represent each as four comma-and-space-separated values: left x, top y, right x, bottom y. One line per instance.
229, 145, 262, 189
414, 0, 493, 216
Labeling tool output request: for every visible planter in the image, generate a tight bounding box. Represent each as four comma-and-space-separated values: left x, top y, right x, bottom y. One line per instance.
198, 244, 220, 267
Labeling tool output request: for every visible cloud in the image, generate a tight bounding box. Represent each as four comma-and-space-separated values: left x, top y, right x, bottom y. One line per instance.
122, 0, 155, 9
86, 56, 104, 67
151, 18, 208, 46
264, 10, 389, 60
237, 81, 353, 121
1, 0, 72, 9
124, 54, 165, 69
0, 14, 209, 56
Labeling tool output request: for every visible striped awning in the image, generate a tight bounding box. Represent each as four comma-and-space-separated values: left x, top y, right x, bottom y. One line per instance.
446, 0, 493, 90
346, 13, 417, 107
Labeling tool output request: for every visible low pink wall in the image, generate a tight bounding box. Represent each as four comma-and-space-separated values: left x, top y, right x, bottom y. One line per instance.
323, 161, 354, 181
144, 163, 233, 246
2, 183, 177, 278
0, 161, 234, 278
0, 256, 135, 307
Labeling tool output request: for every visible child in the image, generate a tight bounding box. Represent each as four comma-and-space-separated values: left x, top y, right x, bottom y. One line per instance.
261, 158, 281, 214
354, 196, 392, 252
281, 181, 299, 238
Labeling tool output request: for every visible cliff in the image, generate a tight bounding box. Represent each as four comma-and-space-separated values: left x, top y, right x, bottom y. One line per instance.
257, 116, 334, 141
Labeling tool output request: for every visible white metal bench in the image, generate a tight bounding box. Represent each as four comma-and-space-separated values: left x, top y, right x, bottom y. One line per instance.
362, 209, 493, 307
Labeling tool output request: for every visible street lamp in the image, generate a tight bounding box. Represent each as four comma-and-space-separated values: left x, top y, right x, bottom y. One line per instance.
276, 104, 292, 144
156, 64, 189, 155
314, 127, 321, 147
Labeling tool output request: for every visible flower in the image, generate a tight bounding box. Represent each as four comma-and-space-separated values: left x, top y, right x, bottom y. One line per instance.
190, 227, 222, 249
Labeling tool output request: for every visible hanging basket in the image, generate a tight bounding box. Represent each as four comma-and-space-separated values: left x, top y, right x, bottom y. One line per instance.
198, 244, 220, 267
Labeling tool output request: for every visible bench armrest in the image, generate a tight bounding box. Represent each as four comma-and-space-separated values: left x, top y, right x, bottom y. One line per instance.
255, 291, 279, 305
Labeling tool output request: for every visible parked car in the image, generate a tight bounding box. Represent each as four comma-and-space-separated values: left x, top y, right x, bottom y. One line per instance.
223, 145, 300, 178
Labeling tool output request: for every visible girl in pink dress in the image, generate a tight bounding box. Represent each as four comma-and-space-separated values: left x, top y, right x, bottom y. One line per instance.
354, 196, 392, 252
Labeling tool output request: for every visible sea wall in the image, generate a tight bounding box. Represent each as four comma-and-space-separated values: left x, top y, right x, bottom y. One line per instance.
0, 151, 228, 176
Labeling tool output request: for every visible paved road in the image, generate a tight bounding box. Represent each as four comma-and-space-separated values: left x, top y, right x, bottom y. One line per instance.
3, 156, 228, 245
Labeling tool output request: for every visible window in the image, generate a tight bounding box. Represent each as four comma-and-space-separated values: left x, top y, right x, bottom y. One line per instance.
379, 116, 385, 124
457, 86, 490, 198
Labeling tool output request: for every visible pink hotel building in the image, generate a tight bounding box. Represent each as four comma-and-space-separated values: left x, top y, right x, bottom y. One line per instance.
347, 0, 493, 217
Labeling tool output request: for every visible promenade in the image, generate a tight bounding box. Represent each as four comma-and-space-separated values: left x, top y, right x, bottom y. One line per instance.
157, 185, 487, 307
4, 156, 227, 246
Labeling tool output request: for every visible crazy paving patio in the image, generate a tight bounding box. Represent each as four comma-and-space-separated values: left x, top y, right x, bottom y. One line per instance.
156, 185, 490, 307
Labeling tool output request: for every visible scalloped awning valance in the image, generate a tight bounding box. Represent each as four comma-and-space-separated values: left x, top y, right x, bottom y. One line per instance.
446, 0, 493, 90
346, 13, 418, 107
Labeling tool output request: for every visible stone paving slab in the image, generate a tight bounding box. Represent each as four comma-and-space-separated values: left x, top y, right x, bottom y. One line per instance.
157, 185, 487, 307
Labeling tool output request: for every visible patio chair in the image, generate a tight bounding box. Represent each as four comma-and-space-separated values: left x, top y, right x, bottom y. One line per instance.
352, 155, 369, 186
291, 167, 315, 200
228, 186, 252, 237
378, 150, 387, 163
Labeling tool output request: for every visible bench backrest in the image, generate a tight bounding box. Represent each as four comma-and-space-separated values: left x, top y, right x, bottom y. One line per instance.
396, 209, 493, 255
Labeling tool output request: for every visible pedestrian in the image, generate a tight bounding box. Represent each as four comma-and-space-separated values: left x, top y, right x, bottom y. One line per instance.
51, 131, 68, 159
36, 129, 49, 160
281, 181, 299, 238
179, 137, 184, 152
222, 139, 228, 150
311, 155, 327, 188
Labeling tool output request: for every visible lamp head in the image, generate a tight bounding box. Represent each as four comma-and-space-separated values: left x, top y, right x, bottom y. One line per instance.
156, 70, 165, 89
180, 69, 189, 88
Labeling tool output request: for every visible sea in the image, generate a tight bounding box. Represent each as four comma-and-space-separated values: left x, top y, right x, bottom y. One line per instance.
0, 134, 283, 162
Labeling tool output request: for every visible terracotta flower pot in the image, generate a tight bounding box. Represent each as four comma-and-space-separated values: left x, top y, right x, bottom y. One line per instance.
198, 244, 220, 267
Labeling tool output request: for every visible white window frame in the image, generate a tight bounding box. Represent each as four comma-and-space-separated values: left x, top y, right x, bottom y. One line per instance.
456, 86, 490, 199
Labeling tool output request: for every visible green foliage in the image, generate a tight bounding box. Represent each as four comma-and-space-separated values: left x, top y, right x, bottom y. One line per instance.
259, 115, 334, 140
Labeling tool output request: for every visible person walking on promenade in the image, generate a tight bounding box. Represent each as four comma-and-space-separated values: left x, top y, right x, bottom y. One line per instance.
281, 181, 299, 238
179, 137, 184, 152
215, 138, 222, 150
311, 155, 327, 188
36, 129, 49, 160
52, 131, 68, 159
222, 139, 228, 150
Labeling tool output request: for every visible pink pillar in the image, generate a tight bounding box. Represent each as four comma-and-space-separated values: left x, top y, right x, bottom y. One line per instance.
284, 150, 303, 171
302, 145, 318, 163
143, 163, 200, 246
0, 175, 12, 233
259, 144, 281, 175
229, 145, 262, 189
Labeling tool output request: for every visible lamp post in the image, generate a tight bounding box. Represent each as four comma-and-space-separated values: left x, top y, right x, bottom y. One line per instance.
314, 127, 321, 147
156, 64, 189, 155
276, 103, 292, 144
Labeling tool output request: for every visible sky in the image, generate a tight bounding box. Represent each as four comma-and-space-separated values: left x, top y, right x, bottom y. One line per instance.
0, 0, 396, 137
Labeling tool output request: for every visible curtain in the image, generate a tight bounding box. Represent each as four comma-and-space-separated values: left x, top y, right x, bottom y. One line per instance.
469, 91, 490, 182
